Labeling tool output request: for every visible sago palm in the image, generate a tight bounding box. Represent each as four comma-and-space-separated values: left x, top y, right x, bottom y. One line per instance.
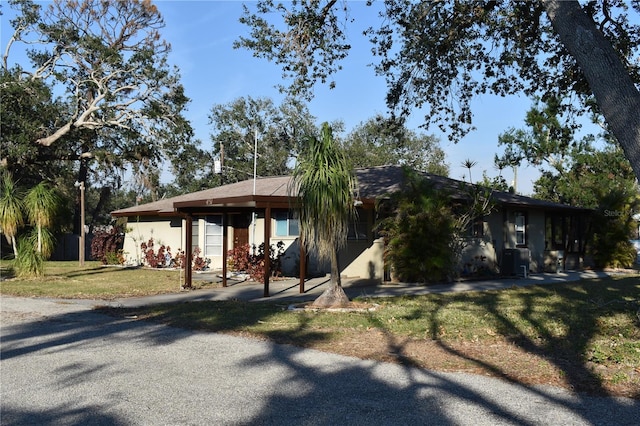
292, 122, 356, 307
0, 172, 24, 258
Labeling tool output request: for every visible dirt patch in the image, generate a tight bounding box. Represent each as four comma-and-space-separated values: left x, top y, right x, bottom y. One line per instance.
288, 301, 380, 312
314, 332, 639, 398
230, 327, 639, 399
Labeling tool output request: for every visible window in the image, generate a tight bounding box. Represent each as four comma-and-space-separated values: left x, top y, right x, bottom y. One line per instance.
347, 215, 368, 240
204, 215, 223, 256
470, 216, 484, 238
275, 212, 299, 237
191, 219, 199, 253
515, 212, 526, 246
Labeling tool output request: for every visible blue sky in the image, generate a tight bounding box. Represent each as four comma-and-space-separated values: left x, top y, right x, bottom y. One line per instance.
156, 1, 541, 193
3, 0, 597, 195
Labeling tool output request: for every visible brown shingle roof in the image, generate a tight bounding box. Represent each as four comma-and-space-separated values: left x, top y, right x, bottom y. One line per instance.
112, 165, 587, 217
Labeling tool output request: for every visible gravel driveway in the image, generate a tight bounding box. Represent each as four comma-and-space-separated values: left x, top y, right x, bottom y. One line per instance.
1, 296, 638, 425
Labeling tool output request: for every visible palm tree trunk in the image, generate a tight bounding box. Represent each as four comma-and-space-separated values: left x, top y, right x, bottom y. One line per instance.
11, 235, 18, 259
311, 245, 350, 308
37, 225, 42, 254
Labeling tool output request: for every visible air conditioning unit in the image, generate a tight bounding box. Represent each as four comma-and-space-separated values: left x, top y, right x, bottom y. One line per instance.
501, 248, 530, 276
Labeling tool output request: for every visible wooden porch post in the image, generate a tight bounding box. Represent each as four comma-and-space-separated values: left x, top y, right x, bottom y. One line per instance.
222, 212, 228, 287
263, 206, 271, 297
184, 214, 193, 288
299, 241, 306, 293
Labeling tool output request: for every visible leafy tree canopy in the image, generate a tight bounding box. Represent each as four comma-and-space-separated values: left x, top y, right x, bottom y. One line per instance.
339, 115, 449, 176
208, 96, 318, 183
2, 0, 197, 229
236, 1, 640, 179
4, 0, 191, 150
496, 100, 638, 208
496, 100, 639, 268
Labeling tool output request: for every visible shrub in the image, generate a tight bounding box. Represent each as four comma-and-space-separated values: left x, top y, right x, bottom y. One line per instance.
227, 241, 285, 282
92, 227, 125, 264
192, 247, 210, 271
376, 171, 456, 283
104, 250, 126, 265
140, 238, 170, 268
14, 237, 43, 278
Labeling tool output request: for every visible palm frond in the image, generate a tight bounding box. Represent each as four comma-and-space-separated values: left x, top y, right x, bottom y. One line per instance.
292, 123, 356, 262
0, 172, 25, 238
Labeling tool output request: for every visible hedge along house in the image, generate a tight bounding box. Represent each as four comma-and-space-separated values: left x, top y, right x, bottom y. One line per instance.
111, 165, 591, 295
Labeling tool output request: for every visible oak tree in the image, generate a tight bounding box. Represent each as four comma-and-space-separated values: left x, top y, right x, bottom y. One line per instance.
340, 115, 449, 176
236, 0, 640, 180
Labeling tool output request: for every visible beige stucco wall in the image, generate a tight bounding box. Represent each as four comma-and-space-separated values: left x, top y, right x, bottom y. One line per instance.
460, 238, 498, 273
122, 216, 185, 266
499, 208, 546, 273
120, 204, 549, 278
340, 238, 384, 280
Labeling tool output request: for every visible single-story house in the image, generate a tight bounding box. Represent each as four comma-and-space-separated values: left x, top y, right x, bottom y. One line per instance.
111, 165, 591, 295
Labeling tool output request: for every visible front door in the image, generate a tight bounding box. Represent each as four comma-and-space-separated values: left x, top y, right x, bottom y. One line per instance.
232, 214, 251, 249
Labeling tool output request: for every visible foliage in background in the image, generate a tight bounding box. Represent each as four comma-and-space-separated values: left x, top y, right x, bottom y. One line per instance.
339, 115, 449, 176
236, 1, 640, 182
3, 0, 195, 230
208, 96, 319, 184
91, 227, 125, 265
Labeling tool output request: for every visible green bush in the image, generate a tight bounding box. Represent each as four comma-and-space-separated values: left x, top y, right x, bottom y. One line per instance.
590, 191, 639, 268
377, 171, 455, 283
14, 238, 44, 278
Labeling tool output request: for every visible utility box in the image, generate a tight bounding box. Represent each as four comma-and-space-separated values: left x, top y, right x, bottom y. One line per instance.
501, 248, 530, 276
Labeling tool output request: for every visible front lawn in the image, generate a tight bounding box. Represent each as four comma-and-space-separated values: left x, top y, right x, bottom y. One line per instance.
0, 260, 218, 298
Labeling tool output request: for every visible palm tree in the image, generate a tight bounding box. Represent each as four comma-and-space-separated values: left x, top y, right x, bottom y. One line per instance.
0, 172, 24, 258
23, 182, 60, 257
461, 158, 478, 183
292, 123, 356, 308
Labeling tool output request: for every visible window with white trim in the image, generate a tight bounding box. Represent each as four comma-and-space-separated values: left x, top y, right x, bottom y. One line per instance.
204, 215, 223, 256
275, 211, 299, 237
515, 212, 526, 246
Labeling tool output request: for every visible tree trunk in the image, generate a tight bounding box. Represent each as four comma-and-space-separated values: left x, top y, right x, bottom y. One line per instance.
37, 225, 42, 254
311, 246, 350, 308
89, 186, 111, 234
11, 235, 18, 259
543, 0, 640, 180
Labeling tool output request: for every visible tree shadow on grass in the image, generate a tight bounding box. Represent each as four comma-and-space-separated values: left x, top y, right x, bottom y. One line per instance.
411, 278, 640, 423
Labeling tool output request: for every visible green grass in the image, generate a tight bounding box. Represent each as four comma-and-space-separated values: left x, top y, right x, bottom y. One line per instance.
0, 260, 218, 298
